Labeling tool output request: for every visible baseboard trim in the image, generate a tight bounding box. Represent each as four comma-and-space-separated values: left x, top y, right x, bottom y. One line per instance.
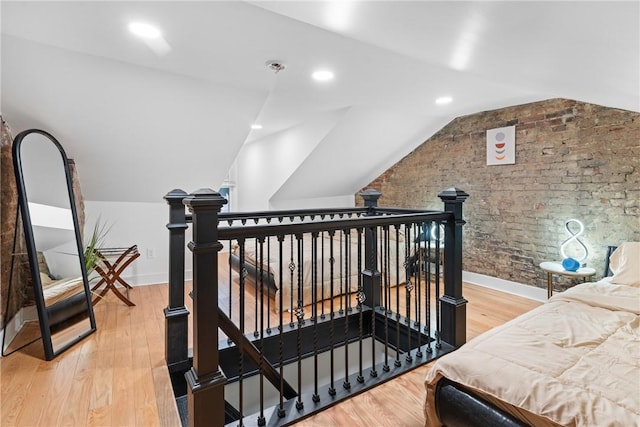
124, 269, 544, 303
115, 269, 193, 287
462, 271, 546, 302
1, 305, 38, 355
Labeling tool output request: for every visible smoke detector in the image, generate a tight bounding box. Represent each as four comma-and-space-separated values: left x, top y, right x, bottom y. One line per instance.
265, 60, 286, 73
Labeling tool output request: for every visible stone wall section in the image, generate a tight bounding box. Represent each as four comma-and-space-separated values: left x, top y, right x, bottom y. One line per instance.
359, 99, 639, 292
1, 117, 33, 326
1, 121, 87, 328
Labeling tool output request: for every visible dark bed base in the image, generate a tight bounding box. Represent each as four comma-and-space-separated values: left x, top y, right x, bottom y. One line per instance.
46, 292, 89, 327
435, 379, 529, 427
228, 253, 278, 293
228, 251, 424, 295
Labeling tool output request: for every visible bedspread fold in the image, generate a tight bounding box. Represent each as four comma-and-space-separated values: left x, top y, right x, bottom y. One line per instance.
424, 281, 640, 427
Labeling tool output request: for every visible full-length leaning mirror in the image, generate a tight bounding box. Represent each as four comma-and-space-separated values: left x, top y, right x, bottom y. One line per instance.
12, 129, 96, 360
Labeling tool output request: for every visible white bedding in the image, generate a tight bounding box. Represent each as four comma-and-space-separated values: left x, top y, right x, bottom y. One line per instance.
424, 278, 640, 427
41, 275, 86, 306
232, 230, 410, 312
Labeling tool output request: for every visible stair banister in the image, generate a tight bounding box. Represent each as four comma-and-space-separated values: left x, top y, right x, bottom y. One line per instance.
183, 188, 228, 427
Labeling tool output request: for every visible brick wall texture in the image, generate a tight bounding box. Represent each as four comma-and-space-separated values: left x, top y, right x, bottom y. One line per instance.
1, 121, 87, 327
358, 98, 639, 292
1, 116, 34, 326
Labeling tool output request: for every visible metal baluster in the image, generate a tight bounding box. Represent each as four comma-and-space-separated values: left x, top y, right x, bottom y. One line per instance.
369, 226, 378, 379
295, 233, 304, 410
415, 223, 423, 359
228, 240, 233, 344
298, 234, 305, 327
435, 222, 442, 349
414, 223, 420, 328
253, 237, 259, 338
328, 230, 337, 397
426, 221, 433, 354
356, 228, 365, 384
339, 231, 344, 315
238, 239, 246, 426
289, 234, 295, 328
277, 236, 286, 418
385, 226, 392, 315
382, 226, 390, 373
321, 232, 326, 320
343, 229, 351, 391
257, 237, 266, 426
267, 237, 271, 334
312, 232, 320, 403
395, 225, 401, 368
404, 224, 413, 364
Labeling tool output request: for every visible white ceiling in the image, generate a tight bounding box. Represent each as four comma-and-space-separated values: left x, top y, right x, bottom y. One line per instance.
2, 1, 638, 205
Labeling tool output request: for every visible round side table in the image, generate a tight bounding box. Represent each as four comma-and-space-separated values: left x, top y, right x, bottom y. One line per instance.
539, 261, 596, 299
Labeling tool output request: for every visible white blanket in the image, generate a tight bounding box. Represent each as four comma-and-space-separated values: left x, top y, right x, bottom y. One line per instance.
232, 230, 410, 312
42, 275, 85, 306
424, 279, 640, 427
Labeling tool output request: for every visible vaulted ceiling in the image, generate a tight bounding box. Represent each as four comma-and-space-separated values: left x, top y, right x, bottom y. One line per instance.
2, 1, 638, 206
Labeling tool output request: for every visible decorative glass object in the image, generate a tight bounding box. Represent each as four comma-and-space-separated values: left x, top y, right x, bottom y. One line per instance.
560, 219, 588, 267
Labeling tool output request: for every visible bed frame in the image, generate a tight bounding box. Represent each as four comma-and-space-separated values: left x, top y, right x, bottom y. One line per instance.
46, 292, 89, 327
432, 246, 617, 426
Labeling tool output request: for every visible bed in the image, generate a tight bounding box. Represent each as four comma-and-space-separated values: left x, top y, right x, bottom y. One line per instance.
39, 273, 89, 326
40, 273, 84, 306
228, 227, 435, 312
424, 242, 640, 427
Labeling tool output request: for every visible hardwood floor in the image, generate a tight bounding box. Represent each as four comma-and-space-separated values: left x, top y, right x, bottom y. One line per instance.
1, 286, 178, 427
0, 282, 540, 427
298, 285, 541, 427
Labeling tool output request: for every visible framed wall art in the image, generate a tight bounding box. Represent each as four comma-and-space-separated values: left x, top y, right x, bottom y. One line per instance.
486, 125, 515, 165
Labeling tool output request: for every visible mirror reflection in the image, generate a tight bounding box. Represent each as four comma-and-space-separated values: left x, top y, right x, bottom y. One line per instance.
14, 129, 96, 360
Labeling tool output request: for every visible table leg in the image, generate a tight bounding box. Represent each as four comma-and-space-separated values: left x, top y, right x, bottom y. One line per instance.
547, 272, 553, 299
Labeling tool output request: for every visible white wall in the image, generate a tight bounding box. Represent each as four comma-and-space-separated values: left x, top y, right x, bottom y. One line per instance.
84, 200, 192, 286
83, 193, 356, 287
236, 109, 348, 211
269, 194, 355, 210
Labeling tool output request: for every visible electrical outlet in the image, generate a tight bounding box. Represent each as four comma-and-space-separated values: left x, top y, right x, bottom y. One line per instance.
146, 247, 156, 259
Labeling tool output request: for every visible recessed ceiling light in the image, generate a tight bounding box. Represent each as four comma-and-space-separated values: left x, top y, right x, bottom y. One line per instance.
312, 70, 334, 82
251, 124, 263, 130
128, 22, 162, 39
435, 96, 453, 105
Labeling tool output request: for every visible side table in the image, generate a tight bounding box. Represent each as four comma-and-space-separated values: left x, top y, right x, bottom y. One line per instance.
539, 261, 596, 299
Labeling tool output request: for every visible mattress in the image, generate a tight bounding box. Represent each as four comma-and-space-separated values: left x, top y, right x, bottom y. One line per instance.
231, 229, 411, 312
424, 279, 640, 426
42, 275, 86, 307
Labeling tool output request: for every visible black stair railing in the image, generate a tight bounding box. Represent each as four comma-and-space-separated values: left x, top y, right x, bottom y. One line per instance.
165, 188, 468, 427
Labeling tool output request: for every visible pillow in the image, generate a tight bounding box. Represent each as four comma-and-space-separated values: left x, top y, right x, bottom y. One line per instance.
609, 242, 640, 287
40, 272, 54, 286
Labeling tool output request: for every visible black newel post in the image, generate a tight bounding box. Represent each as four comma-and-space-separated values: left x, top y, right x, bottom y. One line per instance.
164, 189, 190, 373
360, 189, 382, 308
438, 188, 469, 348
183, 188, 227, 427
360, 188, 381, 214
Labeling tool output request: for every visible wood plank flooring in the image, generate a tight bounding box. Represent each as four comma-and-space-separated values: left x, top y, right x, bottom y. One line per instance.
1, 281, 540, 426
298, 284, 541, 427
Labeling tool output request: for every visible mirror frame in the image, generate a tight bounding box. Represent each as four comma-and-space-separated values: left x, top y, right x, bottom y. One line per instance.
12, 129, 96, 360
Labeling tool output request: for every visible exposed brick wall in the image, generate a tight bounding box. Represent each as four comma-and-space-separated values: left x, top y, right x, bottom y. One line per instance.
1, 117, 33, 326
358, 99, 639, 292
1, 122, 87, 328
68, 159, 86, 240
